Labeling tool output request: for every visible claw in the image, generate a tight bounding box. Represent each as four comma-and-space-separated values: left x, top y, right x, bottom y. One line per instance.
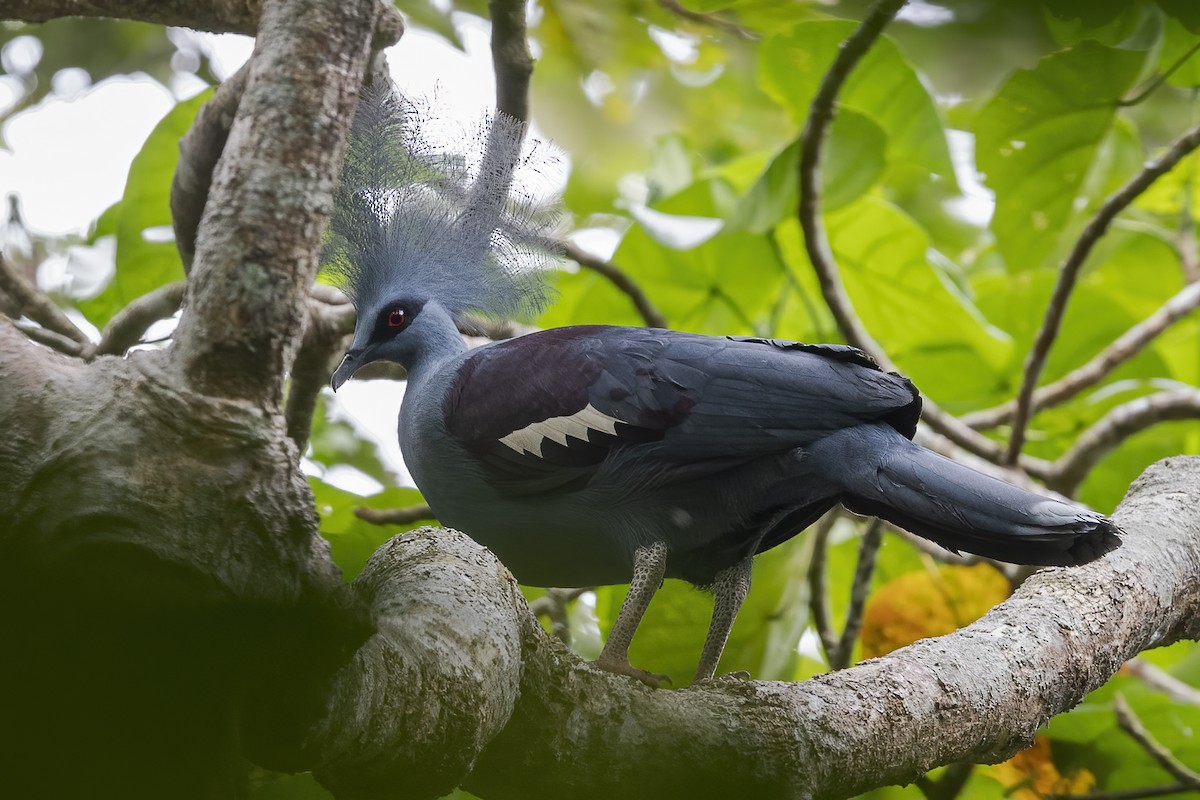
593, 655, 672, 688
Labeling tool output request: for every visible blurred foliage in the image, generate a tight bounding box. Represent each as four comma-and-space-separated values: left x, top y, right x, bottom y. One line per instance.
5, 0, 1200, 798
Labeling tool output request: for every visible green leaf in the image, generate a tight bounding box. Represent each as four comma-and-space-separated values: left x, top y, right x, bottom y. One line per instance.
398, 0, 464, 48
759, 20, 956, 185
1160, 16, 1200, 87
786, 196, 1012, 403
974, 41, 1146, 271
78, 90, 210, 326
730, 111, 885, 233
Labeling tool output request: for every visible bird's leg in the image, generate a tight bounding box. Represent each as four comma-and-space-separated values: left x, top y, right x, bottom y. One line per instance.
594, 540, 669, 687
692, 558, 752, 684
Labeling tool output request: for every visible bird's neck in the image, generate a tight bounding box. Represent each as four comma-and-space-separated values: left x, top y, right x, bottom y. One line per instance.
404, 307, 468, 390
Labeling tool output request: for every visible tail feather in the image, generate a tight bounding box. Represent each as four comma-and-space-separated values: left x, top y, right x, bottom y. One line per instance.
810, 425, 1121, 567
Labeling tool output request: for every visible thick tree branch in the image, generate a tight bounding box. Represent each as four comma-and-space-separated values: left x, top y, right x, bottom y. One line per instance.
306, 530, 525, 799
1046, 390, 1200, 496
964, 282, 1200, 430
4, 0, 404, 40
307, 457, 1200, 799
169, 0, 383, 403
1007, 124, 1200, 463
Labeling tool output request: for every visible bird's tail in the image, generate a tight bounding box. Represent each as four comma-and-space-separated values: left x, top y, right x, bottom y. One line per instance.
811, 424, 1121, 566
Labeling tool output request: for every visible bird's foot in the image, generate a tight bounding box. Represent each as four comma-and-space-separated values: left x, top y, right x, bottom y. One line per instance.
593, 655, 672, 688
691, 669, 751, 687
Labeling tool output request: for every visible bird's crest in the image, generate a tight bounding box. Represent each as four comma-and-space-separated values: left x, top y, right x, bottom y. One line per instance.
322, 84, 560, 320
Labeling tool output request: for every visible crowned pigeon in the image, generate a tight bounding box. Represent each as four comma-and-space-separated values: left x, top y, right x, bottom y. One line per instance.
326, 87, 1121, 686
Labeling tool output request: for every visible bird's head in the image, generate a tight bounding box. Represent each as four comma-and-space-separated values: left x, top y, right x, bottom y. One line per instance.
321, 84, 561, 391
330, 295, 423, 391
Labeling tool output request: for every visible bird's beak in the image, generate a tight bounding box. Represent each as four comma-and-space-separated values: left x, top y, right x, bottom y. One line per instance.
330, 349, 363, 392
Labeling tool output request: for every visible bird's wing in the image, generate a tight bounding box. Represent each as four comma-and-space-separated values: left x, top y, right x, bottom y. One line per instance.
441, 325, 920, 493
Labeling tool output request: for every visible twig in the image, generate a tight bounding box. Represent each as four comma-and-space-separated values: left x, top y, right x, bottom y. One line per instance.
963, 282, 1200, 430
656, 0, 757, 40
1114, 693, 1200, 789
1119, 41, 1200, 107
1052, 784, 1200, 800
1125, 659, 1200, 706
528, 587, 593, 645
828, 518, 884, 670
12, 319, 87, 356
92, 281, 187, 357
171, 62, 250, 274
789, 0, 1036, 472
915, 763, 973, 800
488, 0, 533, 123
798, 0, 907, 375
552, 238, 668, 328
354, 504, 436, 526
806, 512, 842, 660
1047, 390, 1200, 496
1006, 123, 1200, 464
0, 253, 90, 349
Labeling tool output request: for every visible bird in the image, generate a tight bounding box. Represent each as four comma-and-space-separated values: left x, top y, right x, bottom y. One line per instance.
325, 86, 1122, 686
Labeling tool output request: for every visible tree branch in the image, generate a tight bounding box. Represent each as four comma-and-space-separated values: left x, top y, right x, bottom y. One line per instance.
1113, 694, 1200, 789
1125, 659, 1200, 706
791, 0, 1040, 475
552, 238, 668, 328
304, 456, 1200, 799
169, 0, 386, 403
172, 63, 250, 275
964, 282, 1200, 430
807, 512, 841, 660
0, 253, 90, 350
1046, 390, 1200, 496
285, 299, 352, 453
5, 0, 404, 40
830, 518, 883, 671
488, 0, 533, 123
91, 281, 186, 358
353, 504, 435, 526
1006, 123, 1200, 464
798, 0, 906, 374
656, 0, 757, 40
529, 587, 592, 645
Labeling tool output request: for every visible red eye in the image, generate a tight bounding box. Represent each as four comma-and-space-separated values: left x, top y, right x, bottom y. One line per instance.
387, 308, 407, 328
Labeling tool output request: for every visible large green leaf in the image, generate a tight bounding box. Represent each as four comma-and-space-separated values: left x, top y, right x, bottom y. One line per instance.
974, 41, 1146, 272
782, 196, 1012, 404
729, 110, 886, 233
541, 198, 787, 335
78, 90, 209, 326
759, 20, 956, 186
